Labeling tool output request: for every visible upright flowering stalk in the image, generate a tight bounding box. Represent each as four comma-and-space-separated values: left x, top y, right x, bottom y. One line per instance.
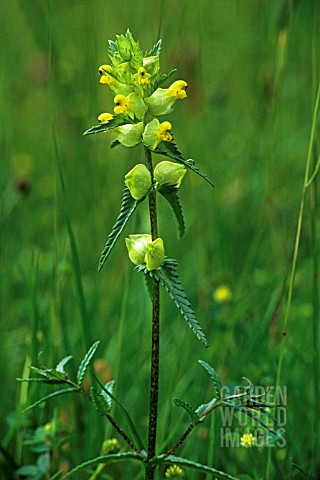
84, 30, 214, 480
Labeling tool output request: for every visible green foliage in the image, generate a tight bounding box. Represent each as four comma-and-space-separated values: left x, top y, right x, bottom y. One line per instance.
136, 258, 208, 347
153, 142, 214, 187
83, 115, 130, 136
154, 455, 240, 479
158, 184, 185, 238
198, 360, 223, 400
98, 187, 142, 272
76, 340, 100, 386
174, 399, 201, 426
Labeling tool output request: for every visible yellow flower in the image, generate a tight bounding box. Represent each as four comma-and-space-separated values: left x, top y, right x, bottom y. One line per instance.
98, 64, 133, 95
98, 113, 113, 124
157, 121, 172, 142
213, 285, 232, 304
137, 66, 149, 85
114, 94, 129, 114
240, 433, 255, 448
168, 80, 188, 99
165, 464, 184, 477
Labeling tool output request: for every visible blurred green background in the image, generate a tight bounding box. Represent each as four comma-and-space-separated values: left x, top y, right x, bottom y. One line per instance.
1, 0, 319, 479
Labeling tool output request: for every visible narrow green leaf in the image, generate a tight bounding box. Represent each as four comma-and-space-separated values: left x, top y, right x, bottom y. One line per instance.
174, 399, 200, 425
153, 142, 214, 187
77, 341, 100, 387
92, 372, 145, 452
61, 452, 144, 479
22, 388, 79, 413
153, 455, 239, 479
158, 69, 177, 86
199, 361, 222, 399
83, 116, 128, 136
195, 397, 219, 418
98, 188, 142, 272
154, 259, 208, 347
56, 355, 73, 373
101, 380, 115, 411
158, 185, 185, 238
29, 366, 68, 384
90, 387, 110, 416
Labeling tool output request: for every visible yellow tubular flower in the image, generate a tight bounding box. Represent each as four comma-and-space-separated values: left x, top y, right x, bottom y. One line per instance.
98, 113, 113, 124
169, 80, 188, 99
137, 66, 149, 85
157, 121, 172, 142
98, 64, 116, 85
114, 94, 129, 114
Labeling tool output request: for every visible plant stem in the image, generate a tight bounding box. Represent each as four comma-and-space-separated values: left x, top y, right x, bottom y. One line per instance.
145, 147, 160, 480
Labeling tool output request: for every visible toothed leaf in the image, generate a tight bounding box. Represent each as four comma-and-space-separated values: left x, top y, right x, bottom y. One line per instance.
98, 187, 143, 272
56, 355, 73, 373
199, 361, 222, 399
146, 39, 162, 57
158, 184, 185, 238
83, 116, 128, 136
153, 142, 214, 187
76, 341, 100, 387
174, 398, 201, 425
153, 455, 240, 479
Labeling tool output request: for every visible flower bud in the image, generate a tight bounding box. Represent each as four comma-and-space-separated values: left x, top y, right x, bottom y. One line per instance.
111, 122, 143, 148
145, 238, 165, 270
124, 164, 152, 200
154, 161, 186, 188
125, 234, 152, 265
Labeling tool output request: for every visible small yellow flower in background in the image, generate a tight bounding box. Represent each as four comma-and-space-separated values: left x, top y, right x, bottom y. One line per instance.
98, 113, 113, 124
44, 422, 52, 432
114, 94, 129, 114
101, 438, 121, 455
168, 80, 188, 99
165, 464, 184, 477
213, 284, 232, 304
240, 432, 255, 448
157, 121, 173, 142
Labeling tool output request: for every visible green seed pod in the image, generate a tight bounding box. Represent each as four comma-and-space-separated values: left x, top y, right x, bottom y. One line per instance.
125, 234, 152, 265
154, 161, 186, 188
142, 118, 160, 150
145, 238, 165, 271
124, 164, 152, 200
111, 122, 143, 148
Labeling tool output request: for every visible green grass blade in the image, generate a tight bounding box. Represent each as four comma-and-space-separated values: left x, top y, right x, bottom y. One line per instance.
61, 452, 144, 479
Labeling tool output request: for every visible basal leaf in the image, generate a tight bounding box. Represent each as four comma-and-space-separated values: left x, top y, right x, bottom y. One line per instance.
153, 142, 214, 187
61, 452, 144, 479
174, 399, 200, 425
83, 115, 128, 136
158, 184, 185, 238
76, 341, 100, 387
154, 258, 208, 347
98, 187, 142, 272
22, 388, 79, 413
153, 455, 239, 479
199, 361, 222, 399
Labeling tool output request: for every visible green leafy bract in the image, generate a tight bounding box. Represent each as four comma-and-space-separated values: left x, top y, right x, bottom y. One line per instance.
158, 184, 185, 238
158, 69, 177, 86
174, 399, 200, 426
98, 187, 143, 272
76, 340, 100, 387
61, 452, 145, 479
136, 258, 208, 348
83, 116, 129, 136
146, 39, 162, 57
199, 360, 222, 399
153, 455, 239, 479
153, 142, 214, 187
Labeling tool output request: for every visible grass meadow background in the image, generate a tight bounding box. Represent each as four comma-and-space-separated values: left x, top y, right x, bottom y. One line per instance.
1, 1, 319, 479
